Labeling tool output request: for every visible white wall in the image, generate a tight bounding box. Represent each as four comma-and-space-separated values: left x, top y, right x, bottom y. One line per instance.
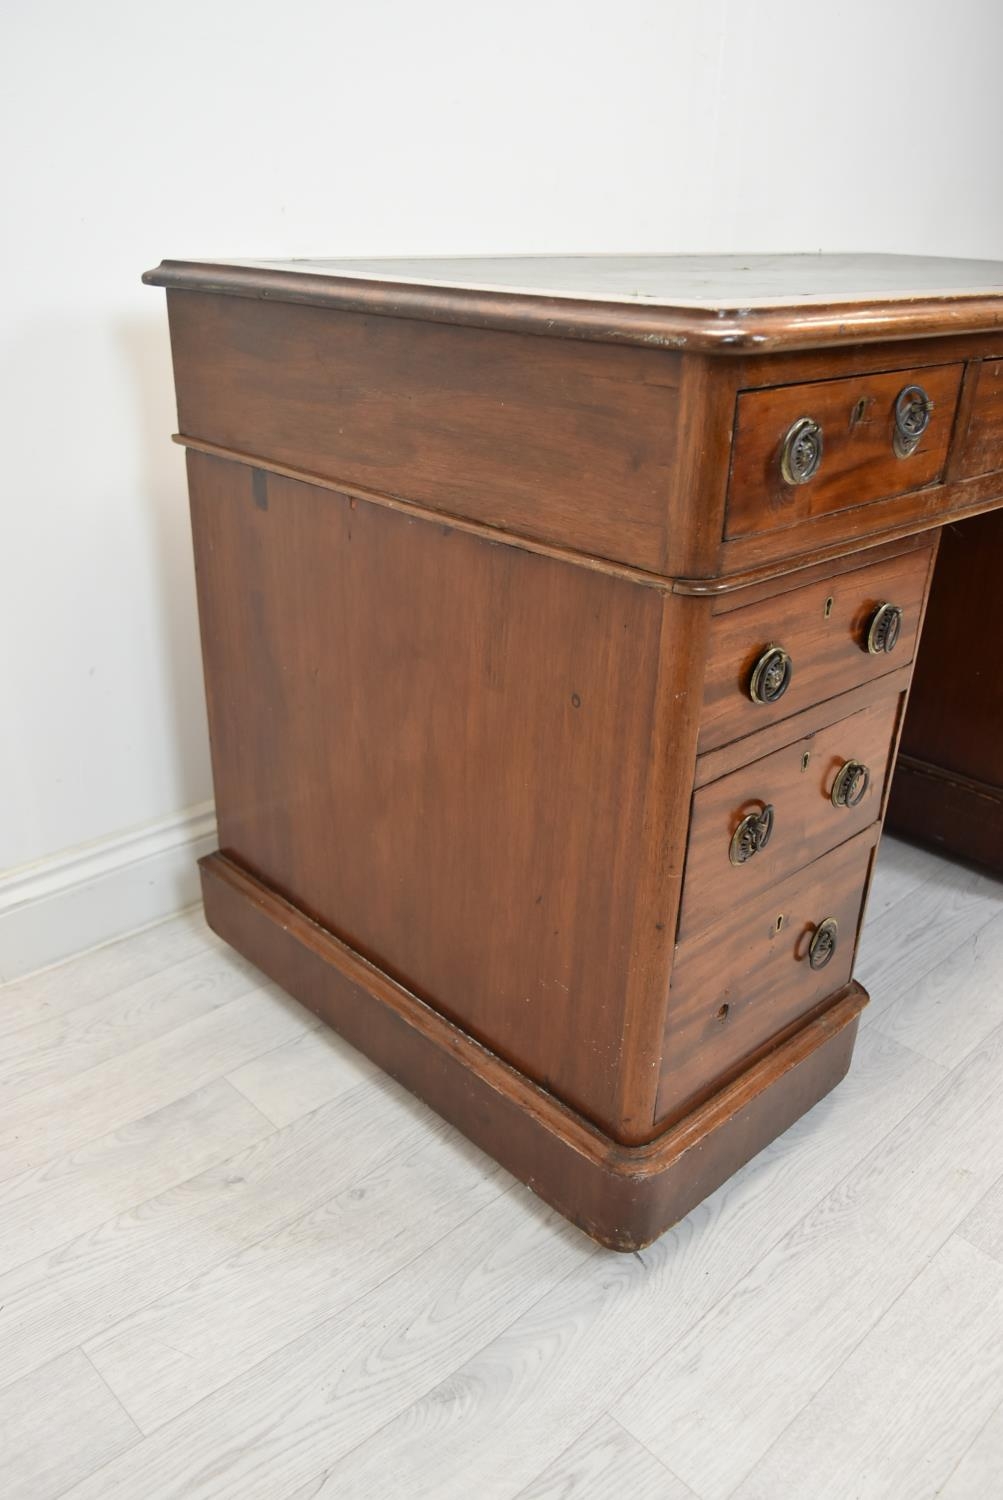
3, 0, 1003, 970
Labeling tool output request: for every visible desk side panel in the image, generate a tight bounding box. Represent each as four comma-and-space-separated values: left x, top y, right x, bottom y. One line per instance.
186, 451, 696, 1138
167, 290, 683, 574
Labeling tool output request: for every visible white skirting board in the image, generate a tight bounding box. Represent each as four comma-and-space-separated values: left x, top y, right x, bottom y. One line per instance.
0, 802, 218, 983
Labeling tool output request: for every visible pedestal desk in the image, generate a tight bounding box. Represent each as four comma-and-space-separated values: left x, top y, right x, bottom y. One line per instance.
145, 254, 1003, 1249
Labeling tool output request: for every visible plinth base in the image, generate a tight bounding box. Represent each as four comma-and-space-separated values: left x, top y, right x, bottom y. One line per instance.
200, 852, 867, 1251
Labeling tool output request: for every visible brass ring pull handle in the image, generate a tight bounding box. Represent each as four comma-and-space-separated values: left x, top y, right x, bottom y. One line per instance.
831, 759, 871, 809
866, 602, 903, 656
730, 804, 775, 866
749, 644, 793, 704
893, 384, 934, 458
807, 916, 839, 971
780, 416, 824, 485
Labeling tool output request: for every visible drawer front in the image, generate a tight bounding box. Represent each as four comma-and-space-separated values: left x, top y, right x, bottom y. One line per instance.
699, 542, 933, 753
679, 691, 902, 943
957, 358, 1003, 478
727, 363, 963, 539
656, 829, 877, 1126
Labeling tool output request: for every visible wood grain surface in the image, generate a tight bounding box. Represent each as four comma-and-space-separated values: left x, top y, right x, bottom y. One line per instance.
658, 829, 878, 1124
699, 541, 934, 752
680, 692, 902, 941
168, 292, 683, 573
956, 357, 1003, 477
187, 450, 707, 1139
727, 362, 963, 537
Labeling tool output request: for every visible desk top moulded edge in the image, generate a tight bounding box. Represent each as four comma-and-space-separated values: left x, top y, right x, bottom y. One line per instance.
143, 254, 1003, 354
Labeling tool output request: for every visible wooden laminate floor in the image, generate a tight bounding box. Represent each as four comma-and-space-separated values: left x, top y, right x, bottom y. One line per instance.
1, 836, 1002, 1499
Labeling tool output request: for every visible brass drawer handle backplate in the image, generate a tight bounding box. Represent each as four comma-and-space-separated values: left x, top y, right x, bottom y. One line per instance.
730, 804, 775, 866
866, 602, 903, 655
780, 416, 824, 485
807, 916, 839, 970
893, 384, 934, 457
831, 759, 871, 809
749, 644, 793, 704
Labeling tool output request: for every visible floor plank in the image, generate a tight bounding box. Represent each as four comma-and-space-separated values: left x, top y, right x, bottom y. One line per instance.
863, 833, 952, 921
282, 1481, 328, 1500
1, 838, 1000, 1500
956, 1167, 1003, 1265
84, 1118, 510, 1432
730, 1235, 1003, 1500
59, 1194, 592, 1500
856, 854, 1002, 1028
0, 1348, 139, 1500
227, 1023, 377, 1127
869, 904, 1003, 1067
0, 1074, 436, 1395
0, 944, 266, 1107
611, 1020, 1003, 1499
938, 1399, 1003, 1498
310, 1026, 943, 1500
0, 911, 217, 1039
0, 1078, 271, 1280
515, 1415, 696, 1500
0, 985, 313, 1183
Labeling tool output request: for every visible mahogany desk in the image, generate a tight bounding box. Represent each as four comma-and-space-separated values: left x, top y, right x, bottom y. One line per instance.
145, 254, 1003, 1249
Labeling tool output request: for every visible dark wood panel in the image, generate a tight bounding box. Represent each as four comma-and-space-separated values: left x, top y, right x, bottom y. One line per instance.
675, 533, 932, 600
727, 364, 963, 538
713, 469, 1003, 584
886, 757, 1003, 877
699, 541, 935, 752
680, 693, 902, 942
733, 332, 1003, 391
657, 829, 879, 1126
187, 450, 704, 1141
174, 435, 671, 595
887, 506, 1003, 873
168, 290, 684, 574
693, 667, 912, 786
957, 358, 1003, 478
896, 508, 1003, 787
706, 534, 931, 612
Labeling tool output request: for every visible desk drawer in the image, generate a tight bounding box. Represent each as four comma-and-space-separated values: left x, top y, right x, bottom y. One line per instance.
727, 363, 963, 538
679, 690, 902, 942
699, 541, 933, 753
657, 828, 878, 1127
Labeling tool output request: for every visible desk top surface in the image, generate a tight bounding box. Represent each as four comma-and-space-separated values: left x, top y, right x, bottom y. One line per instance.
146, 252, 1003, 353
